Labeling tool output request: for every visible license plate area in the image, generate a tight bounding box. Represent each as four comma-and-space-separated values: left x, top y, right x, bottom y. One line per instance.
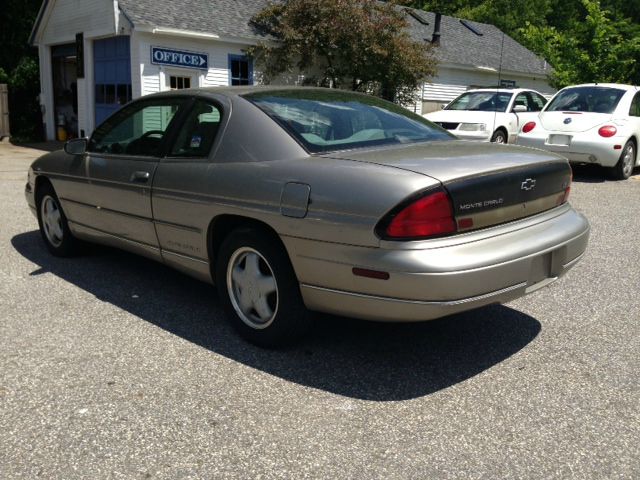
547, 134, 572, 146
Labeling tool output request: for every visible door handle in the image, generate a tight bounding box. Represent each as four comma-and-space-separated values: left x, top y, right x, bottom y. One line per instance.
130, 171, 150, 182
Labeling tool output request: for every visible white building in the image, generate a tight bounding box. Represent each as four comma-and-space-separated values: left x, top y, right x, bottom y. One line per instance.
30, 0, 553, 140
409, 11, 554, 112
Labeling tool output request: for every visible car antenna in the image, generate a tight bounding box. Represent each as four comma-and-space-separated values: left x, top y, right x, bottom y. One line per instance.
495, 29, 506, 139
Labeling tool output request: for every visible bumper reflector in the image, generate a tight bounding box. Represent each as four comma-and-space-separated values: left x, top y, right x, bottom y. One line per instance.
352, 268, 390, 280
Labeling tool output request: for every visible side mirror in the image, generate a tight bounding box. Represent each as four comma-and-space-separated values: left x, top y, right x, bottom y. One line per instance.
64, 138, 88, 155
513, 104, 527, 113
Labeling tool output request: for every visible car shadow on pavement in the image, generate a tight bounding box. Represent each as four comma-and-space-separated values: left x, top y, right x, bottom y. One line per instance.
12, 231, 541, 401
569, 163, 640, 183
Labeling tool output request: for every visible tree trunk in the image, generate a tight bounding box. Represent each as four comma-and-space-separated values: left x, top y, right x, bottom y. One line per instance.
380, 83, 396, 102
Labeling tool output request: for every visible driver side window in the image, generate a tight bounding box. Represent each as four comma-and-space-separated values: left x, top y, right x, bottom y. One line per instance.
89, 98, 185, 156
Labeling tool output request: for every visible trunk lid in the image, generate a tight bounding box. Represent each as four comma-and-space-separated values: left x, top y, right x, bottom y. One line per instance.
539, 111, 611, 133
322, 140, 571, 232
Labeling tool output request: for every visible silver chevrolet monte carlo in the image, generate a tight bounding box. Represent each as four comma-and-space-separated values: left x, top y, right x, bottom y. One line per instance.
25, 87, 590, 346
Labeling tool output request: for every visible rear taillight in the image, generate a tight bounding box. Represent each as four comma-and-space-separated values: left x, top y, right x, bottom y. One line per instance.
379, 188, 456, 240
598, 125, 617, 137
522, 122, 536, 133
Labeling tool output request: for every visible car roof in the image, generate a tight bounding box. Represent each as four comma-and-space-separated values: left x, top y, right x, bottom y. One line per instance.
562, 83, 639, 91
461, 88, 541, 94
138, 85, 372, 100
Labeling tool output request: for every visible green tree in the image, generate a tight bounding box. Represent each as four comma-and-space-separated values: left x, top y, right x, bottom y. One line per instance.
248, 0, 437, 104
519, 0, 640, 87
0, 0, 43, 140
404, 0, 640, 87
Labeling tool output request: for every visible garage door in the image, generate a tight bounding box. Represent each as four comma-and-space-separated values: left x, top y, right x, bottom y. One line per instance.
94, 36, 132, 126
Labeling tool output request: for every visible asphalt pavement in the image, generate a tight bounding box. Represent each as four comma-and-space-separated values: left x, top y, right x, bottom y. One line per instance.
1, 141, 638, 479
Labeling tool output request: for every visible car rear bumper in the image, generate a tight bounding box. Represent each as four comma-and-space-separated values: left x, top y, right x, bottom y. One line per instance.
517, 132, 623, 167
284, 204, 590, 322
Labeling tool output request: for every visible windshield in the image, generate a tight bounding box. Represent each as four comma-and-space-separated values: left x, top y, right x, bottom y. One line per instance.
545, 87, 626, 114
446, 91, 513, 112
244, 90, 453, 153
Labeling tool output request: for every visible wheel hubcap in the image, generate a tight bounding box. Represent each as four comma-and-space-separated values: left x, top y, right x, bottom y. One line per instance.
226, 247, 278, 329
494, 134, 505, 144
41, 195, 64, 247
622, 144, 635, 177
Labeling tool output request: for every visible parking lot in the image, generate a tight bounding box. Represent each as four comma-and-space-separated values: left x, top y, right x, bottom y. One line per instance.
1, 141, 638, 479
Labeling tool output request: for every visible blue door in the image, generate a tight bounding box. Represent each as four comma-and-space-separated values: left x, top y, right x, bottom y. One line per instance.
94, 36, 132, 126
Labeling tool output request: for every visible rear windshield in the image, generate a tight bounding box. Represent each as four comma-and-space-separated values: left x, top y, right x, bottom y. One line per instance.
445, 91, 513, 112
545, 86, 626, 114
244, 90, 453, 153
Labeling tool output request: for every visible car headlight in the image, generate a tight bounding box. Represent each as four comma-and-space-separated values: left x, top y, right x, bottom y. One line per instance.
458, 123, 487, 132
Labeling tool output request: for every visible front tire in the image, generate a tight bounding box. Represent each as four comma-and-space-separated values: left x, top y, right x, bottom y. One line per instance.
215, 228, 311, 347
611, 140, 636, 180
36, 182, 78, 256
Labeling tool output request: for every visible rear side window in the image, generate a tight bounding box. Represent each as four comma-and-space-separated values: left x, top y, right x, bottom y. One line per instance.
245, 90, 453, 154
513, 93, 529, 110
529, 93, 547, 111
546, 87, 625, 114
169, 99, 222, 158
629, 92, 640, 117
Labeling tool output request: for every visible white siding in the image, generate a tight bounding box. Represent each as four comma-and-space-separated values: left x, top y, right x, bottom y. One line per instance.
76, 78, 86, 134
134, 33, 252, 97
38, 45, 55, 140
423, 66, 554, 103
130, 30, 142, 99
141, 64, 162, 96
40, 0, 115, 45
423, 82, 467, 103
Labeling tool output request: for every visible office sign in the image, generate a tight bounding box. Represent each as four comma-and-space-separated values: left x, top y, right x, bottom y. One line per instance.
151, 47, 208, 70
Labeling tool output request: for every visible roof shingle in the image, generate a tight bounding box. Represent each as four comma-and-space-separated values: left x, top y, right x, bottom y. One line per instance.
117, 0, 550, 76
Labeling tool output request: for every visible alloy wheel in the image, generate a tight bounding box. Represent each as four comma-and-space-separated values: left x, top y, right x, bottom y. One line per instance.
226, 247, 279, 329
622, 143, 635, 178
41, 195, 64, 247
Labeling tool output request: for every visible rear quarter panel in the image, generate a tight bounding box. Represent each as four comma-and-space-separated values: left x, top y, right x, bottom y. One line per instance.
151, 93, 439, 281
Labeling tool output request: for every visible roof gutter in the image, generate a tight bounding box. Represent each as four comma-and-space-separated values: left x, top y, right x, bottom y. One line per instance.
148, 26, 220, 40
133, 24, 269, 46
438, 61, 551, 77
28, 0, 50, 46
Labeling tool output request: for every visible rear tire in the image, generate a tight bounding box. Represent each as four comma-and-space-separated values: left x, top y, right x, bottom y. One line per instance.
610, 140, 636, 180
490, 129, 507, 144
215, 228, 311, 347
36, 182, 78, 257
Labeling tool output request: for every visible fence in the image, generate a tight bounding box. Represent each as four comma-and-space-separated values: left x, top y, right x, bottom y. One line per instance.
0, 84, 9, 139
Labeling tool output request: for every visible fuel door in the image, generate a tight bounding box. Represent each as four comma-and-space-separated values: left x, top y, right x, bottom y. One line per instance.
280, 182, 311, 218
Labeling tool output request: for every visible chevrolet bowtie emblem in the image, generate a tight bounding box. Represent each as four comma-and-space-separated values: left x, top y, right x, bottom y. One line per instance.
521, 178, 536, 191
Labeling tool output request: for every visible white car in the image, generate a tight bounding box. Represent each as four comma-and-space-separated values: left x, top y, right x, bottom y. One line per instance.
424, 88, 548, 144
516, 83, 640, 180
